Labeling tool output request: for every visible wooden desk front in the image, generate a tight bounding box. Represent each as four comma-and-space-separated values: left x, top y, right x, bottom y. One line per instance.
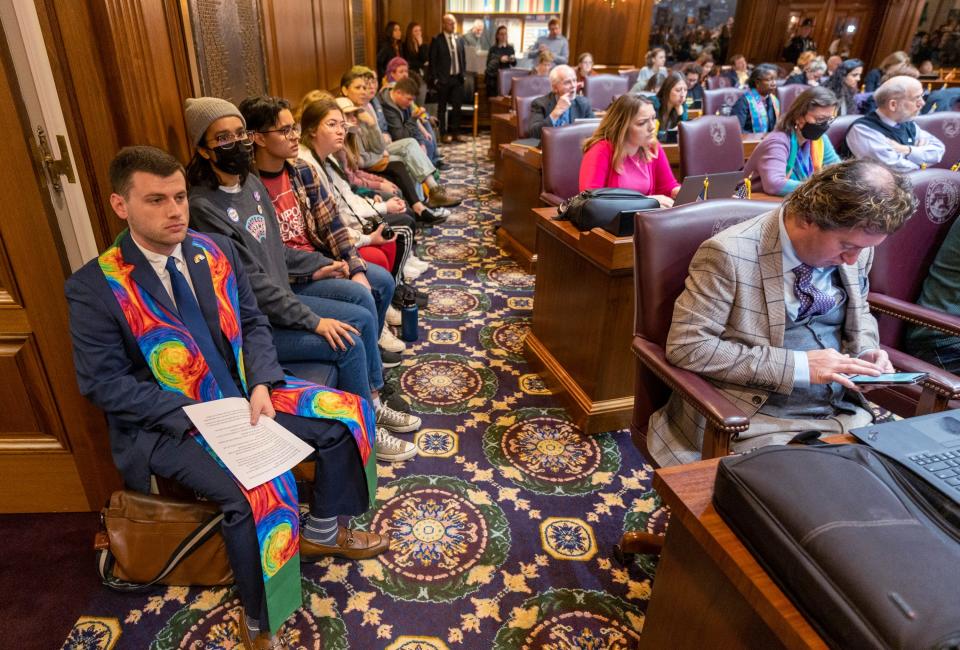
525, 208, 635, 434
640, 457, 829, 649
497, 144, 543, 271
490, 113, 518, 191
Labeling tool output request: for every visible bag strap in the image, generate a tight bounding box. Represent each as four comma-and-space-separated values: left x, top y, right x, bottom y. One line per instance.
96, 511, 224, 592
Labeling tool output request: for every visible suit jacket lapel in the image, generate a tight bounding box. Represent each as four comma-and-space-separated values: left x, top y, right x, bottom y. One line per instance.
837, 260, 862, 341
757, 210, 786, 347
120, 233, 179, 317
183, 234, 227, 355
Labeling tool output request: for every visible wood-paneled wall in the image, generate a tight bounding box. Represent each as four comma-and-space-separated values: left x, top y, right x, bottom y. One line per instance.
378, 0, 446, 43
566, 0, 654, 67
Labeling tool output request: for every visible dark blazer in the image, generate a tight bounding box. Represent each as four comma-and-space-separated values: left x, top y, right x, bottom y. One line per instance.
401, 42, 429, 76
731, 92, 778, 134
66, 231, 284, 493
527, 92, 595, 139
427, 31, 466, 86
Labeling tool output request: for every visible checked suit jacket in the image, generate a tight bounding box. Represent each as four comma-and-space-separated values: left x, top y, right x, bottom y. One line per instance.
647, 209, 880, 467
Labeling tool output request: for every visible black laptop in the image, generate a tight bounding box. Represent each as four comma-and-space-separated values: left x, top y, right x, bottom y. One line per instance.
673, 171, 745, 205
851, 409, 960, 502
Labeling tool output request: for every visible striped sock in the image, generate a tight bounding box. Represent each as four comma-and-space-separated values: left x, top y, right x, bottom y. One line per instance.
303, 515, 339, 545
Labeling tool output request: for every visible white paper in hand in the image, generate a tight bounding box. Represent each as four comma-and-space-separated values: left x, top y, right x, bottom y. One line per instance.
183, 397, 313, 490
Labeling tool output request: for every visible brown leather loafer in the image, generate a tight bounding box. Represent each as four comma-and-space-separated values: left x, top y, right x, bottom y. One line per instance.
236, 608, 281, 650
300, 527, 389, 560
441, 134, 453, 144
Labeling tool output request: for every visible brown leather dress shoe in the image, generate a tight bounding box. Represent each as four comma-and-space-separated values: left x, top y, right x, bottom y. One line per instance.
426, 186, 462, 209
441, 134, 454, 144
300, 527, 389, 560
236, 608, 282, 650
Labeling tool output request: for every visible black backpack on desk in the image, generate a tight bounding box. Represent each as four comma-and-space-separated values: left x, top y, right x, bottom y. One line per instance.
556, 188, 660, 236
713, 444, 960, 649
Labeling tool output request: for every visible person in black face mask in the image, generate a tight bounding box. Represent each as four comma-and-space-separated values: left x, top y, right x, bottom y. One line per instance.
743, 86, 843, 197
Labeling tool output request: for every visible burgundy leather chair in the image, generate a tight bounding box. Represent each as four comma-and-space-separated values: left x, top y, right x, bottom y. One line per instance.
914, 112, 960, 169
514, 95, 538, 139
706, 75, 732, 90
584, 74, 628, 111
868, 168, 960, 414
539, 121, 599, 206
703, 87, 744, 116
776, 83, 808, 115
826, 114, 860, 152
678, 115, 744, 177
497, 68, 528, 98
619, 68, 640, 91
511, 74, 551, 100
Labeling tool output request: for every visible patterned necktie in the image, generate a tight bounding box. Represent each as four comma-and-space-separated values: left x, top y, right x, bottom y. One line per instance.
165, 256, 241, 398
448, 34, 459, 75
793, 263, 836, 320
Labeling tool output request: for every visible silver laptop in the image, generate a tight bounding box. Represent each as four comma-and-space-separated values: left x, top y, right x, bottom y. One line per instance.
673, 171, 745, 205
852, 409, 960, 503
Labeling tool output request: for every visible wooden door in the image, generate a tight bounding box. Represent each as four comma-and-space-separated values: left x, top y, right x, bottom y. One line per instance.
0, 26, 118, 512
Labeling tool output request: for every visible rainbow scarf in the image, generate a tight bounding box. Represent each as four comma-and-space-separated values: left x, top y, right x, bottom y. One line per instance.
785, 131, 825, 182
744, 89, 779, 133
98, 230, 376, 631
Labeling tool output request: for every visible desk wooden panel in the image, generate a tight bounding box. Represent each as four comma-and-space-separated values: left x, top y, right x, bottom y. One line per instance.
640, 457, 830, 649
490, 113, 518, 191
497, 144, 543, 272
525, 208, 635, 434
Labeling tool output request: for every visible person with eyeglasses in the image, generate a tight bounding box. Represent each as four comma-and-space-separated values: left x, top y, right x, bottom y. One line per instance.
743, 87, 842, 197
184, 97, 419, 463
731, 64, 781, 134
578, 94, 680, 208
841, 75, 945, 172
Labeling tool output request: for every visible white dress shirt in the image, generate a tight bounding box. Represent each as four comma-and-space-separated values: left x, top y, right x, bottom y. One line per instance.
130, 235, 196, 304
846, 112, 945, 173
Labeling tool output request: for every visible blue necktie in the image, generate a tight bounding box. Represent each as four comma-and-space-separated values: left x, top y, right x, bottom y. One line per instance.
793, 263, 836, 320
165, 256, 241, 398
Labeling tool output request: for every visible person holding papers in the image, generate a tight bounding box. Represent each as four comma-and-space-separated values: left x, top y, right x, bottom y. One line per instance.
66, 146, 388, 649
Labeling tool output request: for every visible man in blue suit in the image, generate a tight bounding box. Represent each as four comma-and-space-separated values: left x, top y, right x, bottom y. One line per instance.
527, 65, 595, 139
66, 146, 387, 648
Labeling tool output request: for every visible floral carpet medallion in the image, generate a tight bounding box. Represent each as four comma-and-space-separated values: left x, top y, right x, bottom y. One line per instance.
483, 408, 621, 495
60, 136, 664, 649
351, 475, 510, 603
479, 316, 531, 361
491, 588, 644, 649
394, 353, 498, 414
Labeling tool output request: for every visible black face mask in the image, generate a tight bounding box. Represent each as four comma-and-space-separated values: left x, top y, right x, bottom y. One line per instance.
800, 121, 830, 141
212, 140, 253, 175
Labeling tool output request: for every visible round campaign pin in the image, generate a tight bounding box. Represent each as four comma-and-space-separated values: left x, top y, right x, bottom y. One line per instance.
253, 191, 261, 202
227, 207, 240, 222
257, 204, 264, 214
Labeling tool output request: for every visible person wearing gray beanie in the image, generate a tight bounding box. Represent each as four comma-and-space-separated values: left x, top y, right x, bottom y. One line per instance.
184, 96, 246, 147
184, 97, 255, 190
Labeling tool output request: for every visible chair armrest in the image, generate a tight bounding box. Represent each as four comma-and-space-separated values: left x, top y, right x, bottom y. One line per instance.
539, 192, 564, 207
882, 345, 960, 399
633, 336, 750, 434
869, 292, 960, 337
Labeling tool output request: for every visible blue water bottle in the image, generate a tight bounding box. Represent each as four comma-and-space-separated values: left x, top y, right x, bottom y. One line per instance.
400, 297, 419, 342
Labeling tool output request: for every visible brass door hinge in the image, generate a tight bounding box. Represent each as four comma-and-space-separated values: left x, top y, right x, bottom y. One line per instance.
36, 126, 75, 192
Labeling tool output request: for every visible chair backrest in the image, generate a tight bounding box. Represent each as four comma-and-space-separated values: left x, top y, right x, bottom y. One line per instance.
540, 121, 599, 204
776, 84, 808, 115
678, 115, 745, 177
826, 114, 860, 151
514, 94, 538, 139
584, 74, 628, 111
870, 168, 960, 345
706, 75, 731, 90
631, 200, 780, 420
619, 68, 640, 91
914, 112, 960, 169
511, 74, 551, 99
703, 87, 744, 116
497, 68, 527, 97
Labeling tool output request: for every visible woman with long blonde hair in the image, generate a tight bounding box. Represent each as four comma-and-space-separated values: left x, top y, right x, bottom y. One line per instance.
579, 94, 680, 207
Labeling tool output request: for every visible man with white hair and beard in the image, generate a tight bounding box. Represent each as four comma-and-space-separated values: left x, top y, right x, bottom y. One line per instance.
527, 64, 595, 139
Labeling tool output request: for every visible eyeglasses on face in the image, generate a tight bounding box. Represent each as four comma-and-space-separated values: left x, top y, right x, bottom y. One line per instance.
209, 129, 254, 149
260, 123, 302, 139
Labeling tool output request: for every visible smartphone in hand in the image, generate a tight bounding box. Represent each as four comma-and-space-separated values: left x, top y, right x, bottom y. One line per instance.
847, 372, 928, 385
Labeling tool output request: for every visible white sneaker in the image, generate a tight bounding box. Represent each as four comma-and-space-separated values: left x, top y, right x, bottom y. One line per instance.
386, 305, 402, 327
380, 324, 406, 353
433, 207, 452, 218
376, 427, 417, 462
403, 262, 423, 281
408, 256, 429, 272
376, 403, 422, 433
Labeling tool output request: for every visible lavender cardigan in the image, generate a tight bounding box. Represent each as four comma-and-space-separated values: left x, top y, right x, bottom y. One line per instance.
742, 130, 841, 196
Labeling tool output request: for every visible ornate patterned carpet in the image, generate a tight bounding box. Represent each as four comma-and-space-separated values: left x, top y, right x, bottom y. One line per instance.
62, 136, 665, 650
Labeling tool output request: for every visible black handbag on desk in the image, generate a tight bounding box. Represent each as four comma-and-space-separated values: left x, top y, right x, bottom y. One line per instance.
556, 188, 660, 236
713, 445, 960, 649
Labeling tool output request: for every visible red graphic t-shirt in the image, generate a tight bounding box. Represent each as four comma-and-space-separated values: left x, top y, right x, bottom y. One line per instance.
260, 170, 311, 251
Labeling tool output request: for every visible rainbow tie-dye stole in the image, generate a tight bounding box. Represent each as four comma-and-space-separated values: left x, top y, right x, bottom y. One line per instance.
98, 230, 377, 631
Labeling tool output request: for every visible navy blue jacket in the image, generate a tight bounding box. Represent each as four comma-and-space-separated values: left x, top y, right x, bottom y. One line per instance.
66, 231, 284, 492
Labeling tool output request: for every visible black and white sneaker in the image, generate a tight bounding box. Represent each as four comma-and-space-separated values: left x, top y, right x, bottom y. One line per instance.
380, 347, 402, 368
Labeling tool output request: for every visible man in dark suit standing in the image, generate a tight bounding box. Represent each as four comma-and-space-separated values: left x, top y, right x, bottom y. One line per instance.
428, 13, 467, 143
66, 146, 387, 648
527, 64, 595, 139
